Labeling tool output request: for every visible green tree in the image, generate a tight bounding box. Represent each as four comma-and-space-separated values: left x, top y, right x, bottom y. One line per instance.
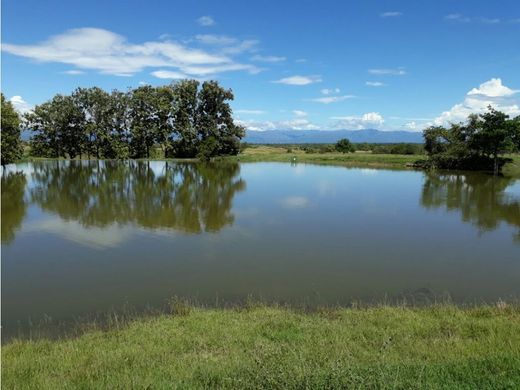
72, 87, 112, 159
168, 80, 200, 158
422, 107, 520, 174
335, 138, 355, 153
128, 86, 172, 158
26, 95, 86, 159
1, 93, 23, 165
197, 81, 244, 158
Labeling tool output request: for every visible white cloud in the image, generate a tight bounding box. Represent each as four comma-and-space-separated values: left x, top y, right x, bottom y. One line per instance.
405, 121, 417, 130
2, 27, 258, 78
238, 117, 319, 131
251, 54, 286, 62
151, 70, 189, 79
368, 68, 406, 75
444, 14, 503, 24
320, 88, 340, 95
63, 69, 84, 75
467, 78, 518, 97
433, 78, 520, 126
310, 95, 355, 104
295, 58, 307, 63
331, 112, 385, 130
272, 75, 322, 85
444, 14, 471, 23
293, 110, 307, 117
195, 34, 236, 45
380, 11, 402, 18
366, 81, 386, 87
9, 95, 33, 113
235, 109, 266, 115
197, 16, 215, 26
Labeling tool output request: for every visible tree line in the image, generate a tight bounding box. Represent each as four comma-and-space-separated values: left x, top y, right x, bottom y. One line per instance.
1, 80, 245, 164
422, 107, 520, 174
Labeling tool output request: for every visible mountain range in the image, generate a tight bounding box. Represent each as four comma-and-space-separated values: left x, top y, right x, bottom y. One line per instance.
243, 129, 423, 144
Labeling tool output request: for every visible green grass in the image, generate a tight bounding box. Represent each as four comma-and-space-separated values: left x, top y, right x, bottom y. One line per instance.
3, 304, 520, 389
227, 145, 421, 169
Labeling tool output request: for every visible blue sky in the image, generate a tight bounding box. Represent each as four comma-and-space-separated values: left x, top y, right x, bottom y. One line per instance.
2, 0, 520, 131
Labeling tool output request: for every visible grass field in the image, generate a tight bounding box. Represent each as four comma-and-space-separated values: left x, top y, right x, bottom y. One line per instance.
2, 304, 520, 389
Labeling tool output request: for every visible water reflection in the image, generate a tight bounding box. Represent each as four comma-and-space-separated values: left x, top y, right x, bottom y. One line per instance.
1, 172, 27, 244
421, 172, 520, 240
30, 161, 245, 233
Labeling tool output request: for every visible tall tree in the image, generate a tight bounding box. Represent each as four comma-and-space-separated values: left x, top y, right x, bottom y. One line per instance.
128, 86, 164, 158
26, 95, 85, 158
196, 81, 244, 160
1, 93, 23, 165
168, 80, 200, 158
73, 87, 111, 159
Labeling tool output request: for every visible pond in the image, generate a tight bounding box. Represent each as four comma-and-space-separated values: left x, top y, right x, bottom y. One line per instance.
2, 161, 520, 340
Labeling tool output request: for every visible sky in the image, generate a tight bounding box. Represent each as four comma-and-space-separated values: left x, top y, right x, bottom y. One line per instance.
1, 0, 520, 132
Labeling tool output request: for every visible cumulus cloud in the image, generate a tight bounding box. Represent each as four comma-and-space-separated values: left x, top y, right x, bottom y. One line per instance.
467, 78, 518, 97
2, 27, 259, 78
310, 95, 355, 104
9, 96, 33, 113
331, 112, 385, 130
368, 68, 406, 75
433, 78, 520, 126
197, 16, 215, 26
380, 11, 402, 18
293, 110, 307, 117
272, 75, 322, 85
366, 81, 386, 87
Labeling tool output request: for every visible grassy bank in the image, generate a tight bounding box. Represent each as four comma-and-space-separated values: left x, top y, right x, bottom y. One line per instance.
229, 145, 420, 169
3, 305, 520, 389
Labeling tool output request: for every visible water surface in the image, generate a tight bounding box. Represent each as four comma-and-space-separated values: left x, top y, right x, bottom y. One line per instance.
2, 161, 519, 340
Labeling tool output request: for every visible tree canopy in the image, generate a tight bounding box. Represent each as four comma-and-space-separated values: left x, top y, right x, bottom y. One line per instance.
422, 107, 520, 174
1, 93, 23, 165
23, 80, 245, 160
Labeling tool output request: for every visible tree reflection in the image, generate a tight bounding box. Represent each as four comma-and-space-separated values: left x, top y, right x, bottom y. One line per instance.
1, 171, 27, 244
30, 161, 245, 233
421, 172, 520, 240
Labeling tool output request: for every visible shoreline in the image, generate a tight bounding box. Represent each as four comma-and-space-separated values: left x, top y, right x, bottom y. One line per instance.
3, 304, 519, 388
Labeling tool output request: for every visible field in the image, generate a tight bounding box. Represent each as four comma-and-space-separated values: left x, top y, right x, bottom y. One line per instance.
2, 304, 520, 389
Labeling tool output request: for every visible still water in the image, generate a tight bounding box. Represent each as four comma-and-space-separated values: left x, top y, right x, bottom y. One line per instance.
2, 161, 520, 339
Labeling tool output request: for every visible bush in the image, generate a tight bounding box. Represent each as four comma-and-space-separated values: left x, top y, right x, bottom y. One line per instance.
335, 138, 355, 153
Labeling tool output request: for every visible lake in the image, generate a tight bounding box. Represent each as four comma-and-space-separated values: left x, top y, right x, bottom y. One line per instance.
2, 160, 520, 340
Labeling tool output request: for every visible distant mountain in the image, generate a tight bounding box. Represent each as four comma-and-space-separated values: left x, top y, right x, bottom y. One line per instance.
243, 129, 423, 144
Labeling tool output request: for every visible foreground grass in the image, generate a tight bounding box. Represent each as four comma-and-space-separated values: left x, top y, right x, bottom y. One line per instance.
3, 305, 520, 389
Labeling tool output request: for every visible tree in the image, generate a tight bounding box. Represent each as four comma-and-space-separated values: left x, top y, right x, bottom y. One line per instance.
1, 93, 23, 165
475, 107, 515, 175
167, 80, 200, 158
26, 95, 85, 158
197, 81, 245, 157
22, 80, 245, 160
73, 87, 112, 159
128, 86, 171, 158
335, 138, 355, 153
422, 107, 520, 174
